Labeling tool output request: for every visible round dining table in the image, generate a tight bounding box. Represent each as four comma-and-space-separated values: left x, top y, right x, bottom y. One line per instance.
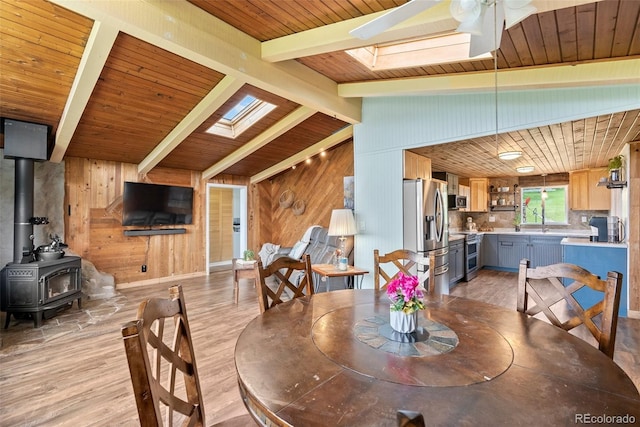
234, 289, 640, 426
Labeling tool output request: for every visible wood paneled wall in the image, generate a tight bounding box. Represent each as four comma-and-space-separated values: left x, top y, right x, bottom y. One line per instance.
257, 141, 354, 248
62, 146, 353, 285
629, 142, 639, 316
64, 157, 207, 285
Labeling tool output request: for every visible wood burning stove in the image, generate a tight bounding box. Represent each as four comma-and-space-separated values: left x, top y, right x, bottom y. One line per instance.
1, 257, 82, 328
1, 118, 83, 328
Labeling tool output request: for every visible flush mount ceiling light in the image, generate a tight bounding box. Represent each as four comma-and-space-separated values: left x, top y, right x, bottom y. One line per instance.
498, 151, 522, 160
516, 166, 534, 173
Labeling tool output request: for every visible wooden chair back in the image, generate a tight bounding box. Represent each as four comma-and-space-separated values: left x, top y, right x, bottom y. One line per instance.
397, 410, 425, 427
254, 254, 314, 313
374, 249, 436, 295
517, 259, 622, 359
121, 285, 205, 427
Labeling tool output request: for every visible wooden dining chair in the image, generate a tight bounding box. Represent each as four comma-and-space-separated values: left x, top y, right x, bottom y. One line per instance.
374, 249, 436, 295
517, 259, 622, 359
397, 410, 425, 427
253, 254, 314, 313
121, 285, 255, 426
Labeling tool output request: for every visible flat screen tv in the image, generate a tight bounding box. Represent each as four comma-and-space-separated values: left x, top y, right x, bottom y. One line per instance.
122, 181, 193, 227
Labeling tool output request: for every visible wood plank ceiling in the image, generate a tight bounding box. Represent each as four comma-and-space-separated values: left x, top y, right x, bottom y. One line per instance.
0, 0, 639, 181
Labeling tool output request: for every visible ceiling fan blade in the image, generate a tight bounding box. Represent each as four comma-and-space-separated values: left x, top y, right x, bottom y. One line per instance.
503, 1, 537, 29
350, 0, 442, 40
468, 3, 505, 58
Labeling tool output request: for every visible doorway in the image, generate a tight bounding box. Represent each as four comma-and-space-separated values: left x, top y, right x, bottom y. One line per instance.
206, 183, 247, 272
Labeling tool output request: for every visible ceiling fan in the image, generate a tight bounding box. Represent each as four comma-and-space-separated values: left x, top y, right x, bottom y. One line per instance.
350, 0, 537, 57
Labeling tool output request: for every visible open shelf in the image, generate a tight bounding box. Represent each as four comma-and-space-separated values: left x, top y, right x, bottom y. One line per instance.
596, 180, 627, 189
490, 205, 519, 211
489, 189, 519, 211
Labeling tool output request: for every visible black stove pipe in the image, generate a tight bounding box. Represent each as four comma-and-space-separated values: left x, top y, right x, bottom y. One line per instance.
14, 158, 35, 263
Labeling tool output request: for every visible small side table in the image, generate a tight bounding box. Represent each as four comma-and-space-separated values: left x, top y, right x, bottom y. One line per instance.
311, 264, 369, 292
232, 259, 257, 304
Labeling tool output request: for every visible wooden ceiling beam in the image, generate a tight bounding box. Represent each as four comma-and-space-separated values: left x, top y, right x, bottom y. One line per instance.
137, 76, 244, 175
202, 106, 316, 180
49, 0, 361, 125
261, 0, 602, 62
50, 21, 119, 163
262, 2, 455, 62
250, 125, 353, 184
338, 58, 640, 97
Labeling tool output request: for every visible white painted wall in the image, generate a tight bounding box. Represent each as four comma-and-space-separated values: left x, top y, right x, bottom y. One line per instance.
353, 84, 640, 288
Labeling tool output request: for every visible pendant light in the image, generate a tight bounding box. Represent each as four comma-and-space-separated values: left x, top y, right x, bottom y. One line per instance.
491, 3, 521, 162
541, 173, 548, 200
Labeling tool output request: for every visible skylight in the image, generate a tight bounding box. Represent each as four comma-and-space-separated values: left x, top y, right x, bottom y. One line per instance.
345, 33, 493, 71
207, 95, 276, 139
223, 95, 257, 121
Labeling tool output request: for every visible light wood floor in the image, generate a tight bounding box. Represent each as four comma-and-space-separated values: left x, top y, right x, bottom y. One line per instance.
0, 268, 637, 426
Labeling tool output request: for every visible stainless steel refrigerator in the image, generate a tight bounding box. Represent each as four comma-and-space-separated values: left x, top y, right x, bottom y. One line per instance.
403, 178, 450, 294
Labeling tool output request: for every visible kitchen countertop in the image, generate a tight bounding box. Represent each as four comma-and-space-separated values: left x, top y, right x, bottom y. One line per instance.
561, 237, 628, 248
451, 228, 591, 238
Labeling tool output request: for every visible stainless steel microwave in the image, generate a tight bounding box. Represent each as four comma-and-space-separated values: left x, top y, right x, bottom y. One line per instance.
448, 194, 467, 210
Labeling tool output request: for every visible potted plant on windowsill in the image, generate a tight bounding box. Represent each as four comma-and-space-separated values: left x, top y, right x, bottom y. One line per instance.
513, 213, 521, 232
608, 155, 624, 182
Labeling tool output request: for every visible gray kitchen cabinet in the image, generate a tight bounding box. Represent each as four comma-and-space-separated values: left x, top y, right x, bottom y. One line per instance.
482, 234, 499, 267
477, 234, 485, 268
483, 234, 565, 270
498, 235, 529, 269
449, 240, 465, 285
432, 172, 458, 195
529, 235, 563, 267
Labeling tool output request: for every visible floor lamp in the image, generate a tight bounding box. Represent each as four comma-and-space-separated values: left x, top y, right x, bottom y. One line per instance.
328, 209, 357, 270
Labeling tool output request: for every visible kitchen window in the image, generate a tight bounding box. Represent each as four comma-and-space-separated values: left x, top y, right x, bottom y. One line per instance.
520, 185, 569, 225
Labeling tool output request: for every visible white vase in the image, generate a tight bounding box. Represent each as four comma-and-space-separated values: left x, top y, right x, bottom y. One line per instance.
389, 309, 418, 333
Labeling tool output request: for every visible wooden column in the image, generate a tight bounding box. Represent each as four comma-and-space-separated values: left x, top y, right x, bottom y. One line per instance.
628, 142, 639, 317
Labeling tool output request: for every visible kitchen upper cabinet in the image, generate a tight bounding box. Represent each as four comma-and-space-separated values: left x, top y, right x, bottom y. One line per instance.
404, 151, 432, 180
432, 172, 458, 195
569, 168, 610, 210
458, 185, 470, 212
468, 178, 488, 212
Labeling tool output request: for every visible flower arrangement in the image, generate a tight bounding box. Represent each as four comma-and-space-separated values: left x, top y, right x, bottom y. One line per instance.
387, 273, 425, 314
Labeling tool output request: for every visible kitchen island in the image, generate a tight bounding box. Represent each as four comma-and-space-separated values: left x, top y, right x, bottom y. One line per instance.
561, 237, 628, 317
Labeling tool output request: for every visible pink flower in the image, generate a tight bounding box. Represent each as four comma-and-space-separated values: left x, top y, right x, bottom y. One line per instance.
387, 273, 425, 313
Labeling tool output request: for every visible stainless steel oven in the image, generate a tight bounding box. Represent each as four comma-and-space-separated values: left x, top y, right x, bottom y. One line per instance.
464, 233, 479, 281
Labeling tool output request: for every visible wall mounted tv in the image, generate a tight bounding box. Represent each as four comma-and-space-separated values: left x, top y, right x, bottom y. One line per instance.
122, 181, 193, 227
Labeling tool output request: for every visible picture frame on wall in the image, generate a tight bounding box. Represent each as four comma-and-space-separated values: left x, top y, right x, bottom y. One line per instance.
344, 176, 354, 210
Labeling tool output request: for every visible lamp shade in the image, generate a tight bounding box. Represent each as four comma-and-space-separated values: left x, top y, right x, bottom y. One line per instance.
328, 209, 357, 237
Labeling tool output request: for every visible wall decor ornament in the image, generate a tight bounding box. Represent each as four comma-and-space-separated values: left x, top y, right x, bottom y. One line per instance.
279, 189, 295, 208
292, 199, 306, 216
